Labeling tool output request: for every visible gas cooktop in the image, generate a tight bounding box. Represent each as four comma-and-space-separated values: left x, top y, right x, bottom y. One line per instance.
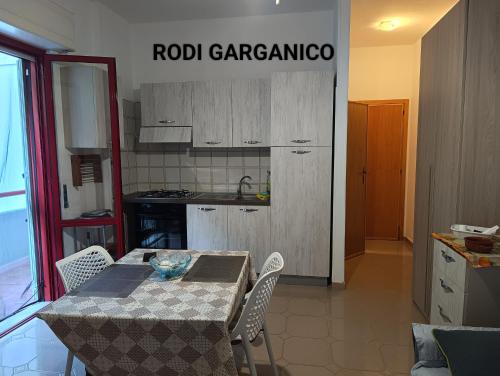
137, 189, 195, 199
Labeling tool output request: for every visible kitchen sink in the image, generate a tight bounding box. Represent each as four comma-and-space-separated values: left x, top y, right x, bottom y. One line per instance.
195, 193, 256, 201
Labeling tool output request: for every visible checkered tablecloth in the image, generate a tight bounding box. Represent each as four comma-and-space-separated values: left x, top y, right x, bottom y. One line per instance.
38, 249, 252, 376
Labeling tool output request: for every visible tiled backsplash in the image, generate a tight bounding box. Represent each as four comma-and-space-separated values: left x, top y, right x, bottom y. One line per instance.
121, 100, 270, 195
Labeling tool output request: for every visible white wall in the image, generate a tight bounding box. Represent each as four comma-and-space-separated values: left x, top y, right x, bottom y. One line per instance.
348, 41, 421, 242
130, 11, 334, 92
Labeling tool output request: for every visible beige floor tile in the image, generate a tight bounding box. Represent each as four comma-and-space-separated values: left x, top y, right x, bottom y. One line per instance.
286, 315, 329, 338
269, 296, 290, 313
380, 344, 413, 373
282, 364, 335, 376
267, 313, 287, 335
288, 298, 327, 316
283, 337, 333, 366
371, 320, 414, 346
331, 341, 385, 371
335, 370, 384, 376
329, 318, 375, 342
250, 334, 284, 361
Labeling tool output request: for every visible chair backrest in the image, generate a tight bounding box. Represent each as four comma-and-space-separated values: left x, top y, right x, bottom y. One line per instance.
55, 245, 114, 293
232, 252, 284, 342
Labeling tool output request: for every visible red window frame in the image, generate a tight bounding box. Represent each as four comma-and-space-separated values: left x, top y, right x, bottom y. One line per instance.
42, 54, 124, 296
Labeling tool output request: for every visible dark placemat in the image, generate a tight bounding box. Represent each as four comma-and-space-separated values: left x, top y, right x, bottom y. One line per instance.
182, 255, 246, 283
69, 264, 154, 298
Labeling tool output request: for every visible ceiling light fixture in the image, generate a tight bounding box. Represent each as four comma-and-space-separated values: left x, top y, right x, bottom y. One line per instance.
276, 0, 280, 5
377, 19, 401, 31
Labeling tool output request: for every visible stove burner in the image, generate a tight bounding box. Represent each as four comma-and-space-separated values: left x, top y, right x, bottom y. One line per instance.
138, 189, 194, 199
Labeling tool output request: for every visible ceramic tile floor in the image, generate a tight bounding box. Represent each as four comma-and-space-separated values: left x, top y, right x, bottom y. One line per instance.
0, 240, 425, 375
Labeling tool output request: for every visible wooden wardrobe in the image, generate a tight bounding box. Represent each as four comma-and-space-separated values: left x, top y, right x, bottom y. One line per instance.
413, 0, 500, 318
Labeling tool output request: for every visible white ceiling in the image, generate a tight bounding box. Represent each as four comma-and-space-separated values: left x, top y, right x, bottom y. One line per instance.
350, 0, 459, 47
94, 0, 335, 23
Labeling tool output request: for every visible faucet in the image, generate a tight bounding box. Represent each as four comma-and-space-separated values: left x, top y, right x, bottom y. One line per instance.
237, 176, 252, 199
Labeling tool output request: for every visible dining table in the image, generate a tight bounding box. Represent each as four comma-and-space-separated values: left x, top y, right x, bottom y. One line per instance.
37, 249, 254, 376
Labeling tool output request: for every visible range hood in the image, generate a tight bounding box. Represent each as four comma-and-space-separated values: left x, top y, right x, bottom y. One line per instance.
139, 126, 192, 143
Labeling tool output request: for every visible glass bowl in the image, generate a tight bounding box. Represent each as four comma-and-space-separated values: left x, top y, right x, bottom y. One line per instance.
149, 252, 192, 281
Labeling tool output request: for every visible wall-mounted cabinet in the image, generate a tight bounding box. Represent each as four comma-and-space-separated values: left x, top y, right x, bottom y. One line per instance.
231, 78, 271, 147
60, 65, 110, 149
271, 71, 334, 147
192, 80, 232, 147
140, 82, 193, 127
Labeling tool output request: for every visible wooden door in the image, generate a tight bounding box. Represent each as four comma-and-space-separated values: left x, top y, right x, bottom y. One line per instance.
365, 102, 407, 240
153, 82, 193, 127
232, 78, 271, 147
345, 102, 368, 258
271, 147, 331, 277
192, 80, 232, 147
271, 71, 334, 147
228, 206, 271, 271
187, 204, 228, 250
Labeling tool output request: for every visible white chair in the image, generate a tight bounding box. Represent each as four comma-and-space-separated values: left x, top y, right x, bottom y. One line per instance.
55, 245, 114, 376
231, 252, 284, 376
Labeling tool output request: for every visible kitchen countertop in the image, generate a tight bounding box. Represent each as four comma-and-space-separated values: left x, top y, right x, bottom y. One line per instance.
432, 232, 500, 268
123, 192, 270, 206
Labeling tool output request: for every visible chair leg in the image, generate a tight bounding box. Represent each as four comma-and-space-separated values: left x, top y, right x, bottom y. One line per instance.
65, 350, 74, 376
263, 321, 279, 376
242, 334, 258, 376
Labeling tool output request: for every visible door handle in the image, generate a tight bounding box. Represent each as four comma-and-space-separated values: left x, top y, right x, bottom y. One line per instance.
291, 139, 311, 144
291, 150, 311, 155
240, 208, 258, 213
440, 250, 455, 263
199, 207, 216, 212
158, 119, 176, 124
243, 140, 262, 145
205, 141, 222, 145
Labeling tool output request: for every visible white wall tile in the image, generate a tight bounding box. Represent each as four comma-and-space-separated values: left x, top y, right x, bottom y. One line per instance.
196, 167, 211, 183
243, 150, 259, 167
196, 183, 212, 192
149, 167, 164, 183
195, 151, 211, 167
227, 151, 243, 166
228, 168, 244, 184
137, 153, 149, 167
244, 168, 260, 183
165, 167, 180, 182
180, 167, 196, 183
165, 152, 180, 166
212, 184, 229, 192
212, 168, 228, 185
179, 148, 196, 167
137, 167, 149, 183
212, 151, 227, 167
149, 153, 164, 167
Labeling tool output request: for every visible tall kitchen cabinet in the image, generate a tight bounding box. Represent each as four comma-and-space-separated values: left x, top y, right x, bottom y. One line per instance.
413, 0, 500, 318
270, 71, 334, 279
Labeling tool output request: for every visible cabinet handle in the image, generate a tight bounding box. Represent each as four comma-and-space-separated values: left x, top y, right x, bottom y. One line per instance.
240, 208, 258, 213
158, 120, 176, 124
205, 141, 222, 145
243, 140, 262, 145
438, 305, 452, 323
440, 250, 455, 263
291, 139, 311, 144
199, 207, 216, 212
439, 278, 454, 293
291, 150, 311, 155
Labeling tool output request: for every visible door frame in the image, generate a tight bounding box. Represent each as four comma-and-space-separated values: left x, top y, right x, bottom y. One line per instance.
42, 54, 124, 297
354, 99, 409, 240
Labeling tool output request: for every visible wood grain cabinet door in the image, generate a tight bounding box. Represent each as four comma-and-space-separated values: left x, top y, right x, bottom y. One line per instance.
187, 205, 228, 250
271, 147, 332, 277
227, 206, 271, 272
152, 82, 193, 127
231, 78, 271, 147
140, 83, 155, 127
192, 80, 232, 147
271, 71, 334, 147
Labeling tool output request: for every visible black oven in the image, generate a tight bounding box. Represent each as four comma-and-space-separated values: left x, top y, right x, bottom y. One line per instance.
125, 203, 187, 250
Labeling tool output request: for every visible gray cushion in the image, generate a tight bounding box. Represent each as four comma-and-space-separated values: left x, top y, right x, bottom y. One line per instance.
411, 364, 451, 376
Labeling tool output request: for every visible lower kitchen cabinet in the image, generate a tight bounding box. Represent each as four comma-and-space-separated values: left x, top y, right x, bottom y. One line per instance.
187, 205, 228, 250
227, 206, 271, 272
271, 147, 332, 277
430, 239, 500, 327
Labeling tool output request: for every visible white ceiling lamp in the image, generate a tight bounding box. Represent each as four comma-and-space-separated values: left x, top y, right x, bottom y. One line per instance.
276, 0, 280, 5
377, 19, 401, 31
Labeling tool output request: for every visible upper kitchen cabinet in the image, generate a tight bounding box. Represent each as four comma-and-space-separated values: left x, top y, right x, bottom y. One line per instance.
231, 78, 271, 147
60, 65, 110, 149
192, 80, 232, 147
140, 82, 193, 127
271, 71, 334, 147
271, 147, 332, 277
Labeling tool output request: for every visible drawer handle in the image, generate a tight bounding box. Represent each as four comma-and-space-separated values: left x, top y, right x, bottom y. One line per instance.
291, 139, 311, 144
439, 278, 454, 293
240, 208, 258, 213
205, 141, 222, 145
438, 305, 452, 323
158, 119, 176, 124
291, 150, 311, 155
441, 250, 455, 263
199, 207, 216, 212
243, 140, 262, 145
